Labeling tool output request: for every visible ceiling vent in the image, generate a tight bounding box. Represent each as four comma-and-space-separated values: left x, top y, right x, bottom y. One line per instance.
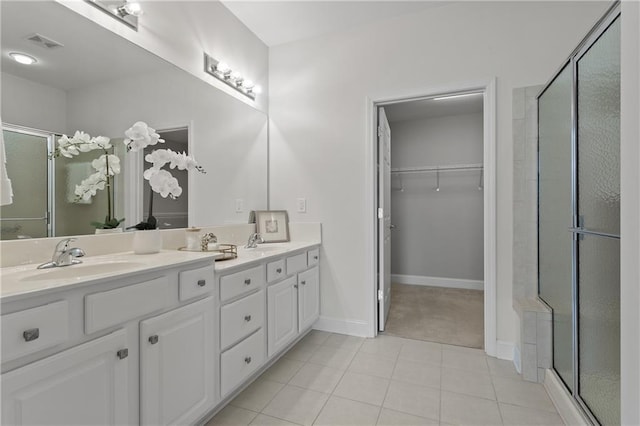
25, 33, 64, 50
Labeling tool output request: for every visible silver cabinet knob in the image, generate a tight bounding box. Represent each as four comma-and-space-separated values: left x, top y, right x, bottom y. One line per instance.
244, 356, 252, 364
149, 335, 159, 344
197, 279, 206, 287
301, 280, 306, 286
314, 256, 318, 260
244, 278, 251, 285
117, 349, 128, 359
23, 328, 40, 342
294, 284, 298, 289
244, 315, 252, 322
276, 268, 282, 273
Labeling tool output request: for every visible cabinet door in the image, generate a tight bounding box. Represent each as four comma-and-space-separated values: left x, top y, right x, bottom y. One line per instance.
140, 297, 215, 426
298, 267, 320, 331
1, 329, 129, 426
267, 276, 297, 357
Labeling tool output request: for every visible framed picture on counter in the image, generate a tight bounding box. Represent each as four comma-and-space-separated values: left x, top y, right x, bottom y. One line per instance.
255, 210, 290, 242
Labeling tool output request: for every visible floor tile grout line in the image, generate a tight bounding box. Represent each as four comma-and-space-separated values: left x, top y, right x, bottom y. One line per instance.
374, 339, 404, 425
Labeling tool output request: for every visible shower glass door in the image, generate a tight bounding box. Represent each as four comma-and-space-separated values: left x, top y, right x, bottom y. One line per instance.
0, 128, 51, 239
575, 14, 620, 425
538, 6, 620, 425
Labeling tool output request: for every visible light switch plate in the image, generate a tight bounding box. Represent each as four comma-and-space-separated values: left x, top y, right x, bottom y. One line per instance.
235, 198, 244, 213
296, 198, 307, 213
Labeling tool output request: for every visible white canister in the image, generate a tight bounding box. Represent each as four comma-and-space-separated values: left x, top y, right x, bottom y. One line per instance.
133, 229, 162, 254
185, 227, 202, 251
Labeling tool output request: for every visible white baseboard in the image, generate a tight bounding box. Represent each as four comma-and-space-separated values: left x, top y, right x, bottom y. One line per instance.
313, 316, 371, 337
544, 369, 590, 425
496, 340, 515, 361
512, 344, 522, 374
391, 274, 484, 291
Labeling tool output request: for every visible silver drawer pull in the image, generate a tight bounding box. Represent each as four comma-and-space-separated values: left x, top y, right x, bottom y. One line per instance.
244, 315, 252, 322
244, 278, 251, 285
301, 280, 306, 286
276, 268, 282, 273
197, 279, 206, 287
314, 256, 318, 260
244, 356, 252, 364
294, 284, 298, 289
117, 349, 128, 359
23, 328, 40, 342
149, 335, 159, 344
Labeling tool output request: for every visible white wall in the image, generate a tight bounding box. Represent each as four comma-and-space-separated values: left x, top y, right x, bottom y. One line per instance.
268, 1, 610, 340
56, 0, 269, 113
389, 113, 484, 281
1, 72, 66, 132
620, 1, 640, 424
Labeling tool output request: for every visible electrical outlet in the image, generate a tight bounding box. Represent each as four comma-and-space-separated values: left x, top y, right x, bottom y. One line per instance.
296, 198, 307, 213
235, 198, 244, 213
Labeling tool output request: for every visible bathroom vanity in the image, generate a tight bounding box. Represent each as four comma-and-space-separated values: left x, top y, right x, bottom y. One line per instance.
0, 239, 320, 425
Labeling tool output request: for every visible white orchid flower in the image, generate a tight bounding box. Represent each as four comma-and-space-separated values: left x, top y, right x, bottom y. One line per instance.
146, 169, 182, 198
74, 171, 107, 201
124, 121, 165, 152
92, 154, 121, 176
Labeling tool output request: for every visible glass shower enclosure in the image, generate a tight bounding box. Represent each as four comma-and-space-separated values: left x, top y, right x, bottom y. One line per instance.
538, 5, 620, 425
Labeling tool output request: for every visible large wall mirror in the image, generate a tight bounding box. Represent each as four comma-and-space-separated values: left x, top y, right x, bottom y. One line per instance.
1, 1, 268, 240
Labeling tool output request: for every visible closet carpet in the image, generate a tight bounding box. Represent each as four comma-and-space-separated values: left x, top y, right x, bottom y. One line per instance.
383, 283, 484, 349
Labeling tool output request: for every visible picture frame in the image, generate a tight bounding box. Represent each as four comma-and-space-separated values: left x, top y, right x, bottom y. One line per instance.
255, 210, 290, 243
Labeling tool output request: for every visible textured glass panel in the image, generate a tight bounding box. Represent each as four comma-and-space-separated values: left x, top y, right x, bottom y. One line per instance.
0, 130, 48, 240
578, 234, 620, 425
577, 17, 621, 235
538, 64, 573, 391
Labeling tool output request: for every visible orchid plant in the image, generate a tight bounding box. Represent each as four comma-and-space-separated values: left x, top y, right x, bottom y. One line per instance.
52, 131, 124, 229
124, 121, 205, 230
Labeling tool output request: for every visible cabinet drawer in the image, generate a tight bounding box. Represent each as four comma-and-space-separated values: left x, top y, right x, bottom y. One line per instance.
221, 290, 264, 350
220, 265, 264, 302
85, 276, 171, 334
266, 259, 286, 283
307, 248, 320, 266
1, 300, 69, 362
221, 329, 265, 397
286, 253, 307, 275
179, 264, 214, 301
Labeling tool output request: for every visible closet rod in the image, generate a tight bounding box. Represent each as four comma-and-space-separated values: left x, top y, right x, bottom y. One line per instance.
391, 163, 483, 174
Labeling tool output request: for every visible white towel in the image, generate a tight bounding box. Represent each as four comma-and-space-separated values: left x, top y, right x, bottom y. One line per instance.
0, 120, 14, 206
66, 162, 93, 204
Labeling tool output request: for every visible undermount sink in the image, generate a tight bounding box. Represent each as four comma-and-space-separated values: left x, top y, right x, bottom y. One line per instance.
19, 261, 145, 282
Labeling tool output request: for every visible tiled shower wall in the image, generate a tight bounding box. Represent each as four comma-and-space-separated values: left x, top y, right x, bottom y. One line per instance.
512, 86, 552, 383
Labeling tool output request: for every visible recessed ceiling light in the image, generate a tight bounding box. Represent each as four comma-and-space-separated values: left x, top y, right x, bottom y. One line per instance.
9, 52, 37, 65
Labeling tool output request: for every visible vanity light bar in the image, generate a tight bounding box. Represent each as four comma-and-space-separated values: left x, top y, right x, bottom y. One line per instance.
204, 53, 260, 100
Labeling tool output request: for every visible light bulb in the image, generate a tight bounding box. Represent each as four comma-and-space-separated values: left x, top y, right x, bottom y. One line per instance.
242, 79, 254, 89
9, 52, 37, 65
216, 62, 230, 73
230, 71, 242, 81
123, 1, 143, 16
252, 85, 262, 94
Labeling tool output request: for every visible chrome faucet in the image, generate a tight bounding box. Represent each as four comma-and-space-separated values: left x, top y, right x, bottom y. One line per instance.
37, 238, 86, 269
245, 233, 263, 249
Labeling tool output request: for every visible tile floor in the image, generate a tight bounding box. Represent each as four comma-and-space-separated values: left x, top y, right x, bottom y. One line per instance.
206, 331, 564, 426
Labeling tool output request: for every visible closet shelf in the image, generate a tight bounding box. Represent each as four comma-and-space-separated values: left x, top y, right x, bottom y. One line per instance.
391, 163, 483, 174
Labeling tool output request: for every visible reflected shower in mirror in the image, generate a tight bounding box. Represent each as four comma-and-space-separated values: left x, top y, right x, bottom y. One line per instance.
0, 1, 268, 240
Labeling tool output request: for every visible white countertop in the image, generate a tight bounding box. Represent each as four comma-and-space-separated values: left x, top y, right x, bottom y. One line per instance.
0, 241, 319, 303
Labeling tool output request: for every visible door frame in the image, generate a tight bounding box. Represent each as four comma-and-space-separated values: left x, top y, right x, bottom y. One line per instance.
365, 78, 498, 356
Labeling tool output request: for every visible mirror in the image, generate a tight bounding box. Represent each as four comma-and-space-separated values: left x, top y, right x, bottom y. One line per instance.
1, 1, 268, 240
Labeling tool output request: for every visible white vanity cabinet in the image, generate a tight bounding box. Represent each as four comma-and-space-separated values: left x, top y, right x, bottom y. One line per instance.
266, 250, 320, 357
1, 328, 129, 426
140, 296, 215, 426
1, 258, 217, 426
